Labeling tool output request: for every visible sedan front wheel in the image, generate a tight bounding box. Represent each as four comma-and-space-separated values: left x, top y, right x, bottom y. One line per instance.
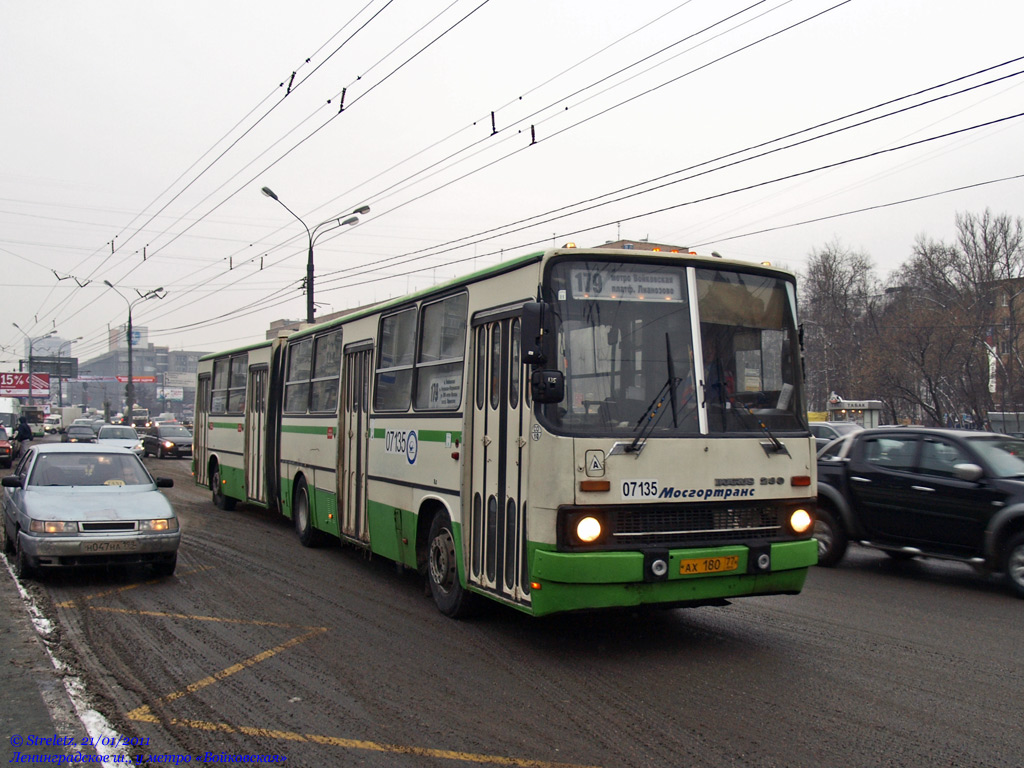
14, 537, 36, 580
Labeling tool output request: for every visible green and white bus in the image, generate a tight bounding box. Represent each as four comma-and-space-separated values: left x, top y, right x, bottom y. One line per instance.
195, 246, 818, 617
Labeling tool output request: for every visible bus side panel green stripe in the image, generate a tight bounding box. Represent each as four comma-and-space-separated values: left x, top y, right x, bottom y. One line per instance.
370, 428, 462, 442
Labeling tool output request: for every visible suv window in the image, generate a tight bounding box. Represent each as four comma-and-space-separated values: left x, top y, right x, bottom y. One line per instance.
862, 435, 917, 471
918, 438, 969, 477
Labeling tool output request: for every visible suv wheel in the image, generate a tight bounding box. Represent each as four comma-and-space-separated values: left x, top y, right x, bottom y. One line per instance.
1003, 532, 1024, 598
814, 506, 849, 567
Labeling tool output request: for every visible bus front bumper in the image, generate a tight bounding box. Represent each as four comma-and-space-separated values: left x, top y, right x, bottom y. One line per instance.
525, 539, 817, 616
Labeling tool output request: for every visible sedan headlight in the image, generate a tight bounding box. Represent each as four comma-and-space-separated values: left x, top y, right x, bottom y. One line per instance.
139, 518, 179, 532
29, 520, 79, 534
162, 441, 175, 450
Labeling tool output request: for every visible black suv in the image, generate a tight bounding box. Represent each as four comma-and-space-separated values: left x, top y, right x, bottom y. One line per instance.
816, 427, 1024, 597
142, 424, 193, 459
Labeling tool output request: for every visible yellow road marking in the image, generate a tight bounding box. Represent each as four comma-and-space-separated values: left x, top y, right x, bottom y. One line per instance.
54, 566, 215, 607
162, 627, 326, 702
60, 576, 599, 768
89, 605, 321, 629
125, 708, 600, 768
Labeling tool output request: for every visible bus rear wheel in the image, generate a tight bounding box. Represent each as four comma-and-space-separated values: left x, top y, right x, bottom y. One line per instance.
211, 466, 236, 511
293, 479, 326, 547
427, 512, 476, 618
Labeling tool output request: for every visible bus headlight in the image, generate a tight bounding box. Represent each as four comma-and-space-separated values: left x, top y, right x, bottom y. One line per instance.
575, 516, 603, 543
789, 508, 813, 535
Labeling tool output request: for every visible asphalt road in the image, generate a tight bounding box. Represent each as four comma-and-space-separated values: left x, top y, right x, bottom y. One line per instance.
6, 452, 1024, 767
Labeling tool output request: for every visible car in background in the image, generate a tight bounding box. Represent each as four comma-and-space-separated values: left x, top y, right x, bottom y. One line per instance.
816, 426, 1024, 597
0, 426, 11, 469
62, 425, 98, 444
810, 421, 864, 451
142, 424, 193, 459
0, 443, 180, 578
43, 415, 61, 434
96, 425, 145, 457
70, 418, 97, 432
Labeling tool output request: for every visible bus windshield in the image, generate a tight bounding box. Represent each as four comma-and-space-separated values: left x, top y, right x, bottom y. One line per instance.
539, 259, 806, 437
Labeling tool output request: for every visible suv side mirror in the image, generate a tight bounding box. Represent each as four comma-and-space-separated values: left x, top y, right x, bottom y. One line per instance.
952, 463, 983, 482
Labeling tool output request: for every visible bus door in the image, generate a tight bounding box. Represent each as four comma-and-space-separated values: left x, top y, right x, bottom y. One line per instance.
195, 373, 211, 488
340, 344, 372, 543
245, 365, 268, 504
469, 313, 530, 605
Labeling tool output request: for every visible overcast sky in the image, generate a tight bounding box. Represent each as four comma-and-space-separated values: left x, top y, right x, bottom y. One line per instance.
3, 0, 1023, 364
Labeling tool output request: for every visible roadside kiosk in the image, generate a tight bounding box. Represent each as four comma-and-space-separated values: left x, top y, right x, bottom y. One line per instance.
826, 394, 883, 428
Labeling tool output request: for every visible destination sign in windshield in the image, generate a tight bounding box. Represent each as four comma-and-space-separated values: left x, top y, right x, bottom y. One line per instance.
568, 268, 682, 301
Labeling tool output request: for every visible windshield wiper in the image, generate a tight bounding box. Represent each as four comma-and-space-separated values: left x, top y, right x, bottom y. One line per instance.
626, 334, 692, 454
728, 397, 790, 457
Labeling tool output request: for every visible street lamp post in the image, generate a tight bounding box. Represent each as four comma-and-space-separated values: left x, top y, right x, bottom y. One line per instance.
103, 282, 166, 425
261, 186, 369, 324
56, 337, 83, 407
12, 324, 55, 404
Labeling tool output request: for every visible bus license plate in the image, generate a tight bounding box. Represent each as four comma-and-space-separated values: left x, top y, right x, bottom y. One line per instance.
679, 555, 739, 575
83, 540, 139, 553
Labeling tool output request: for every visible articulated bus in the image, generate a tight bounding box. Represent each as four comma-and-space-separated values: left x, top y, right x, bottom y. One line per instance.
195, 246, 817, 617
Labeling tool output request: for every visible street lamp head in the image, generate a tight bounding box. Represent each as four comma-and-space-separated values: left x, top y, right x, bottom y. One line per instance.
261, 186, 279, 201
352, 205, 370, 216
103, 279, 114, 288
340, 216, 359, 227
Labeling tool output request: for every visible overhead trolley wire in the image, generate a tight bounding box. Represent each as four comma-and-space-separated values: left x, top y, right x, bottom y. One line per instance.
315, 56, 1024, 284
31, 1, 395, 345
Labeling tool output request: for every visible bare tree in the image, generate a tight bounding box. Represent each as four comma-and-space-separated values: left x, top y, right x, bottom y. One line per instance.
799, 240, 877, 410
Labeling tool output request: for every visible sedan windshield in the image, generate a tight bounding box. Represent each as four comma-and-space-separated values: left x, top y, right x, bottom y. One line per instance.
159, 426, 192, 438
965, 436, 1024, 477
29, 453, 153, 487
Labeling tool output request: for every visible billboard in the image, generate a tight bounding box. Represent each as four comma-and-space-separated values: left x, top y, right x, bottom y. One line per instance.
157, 387, 185, 402
0, 372, 51, 398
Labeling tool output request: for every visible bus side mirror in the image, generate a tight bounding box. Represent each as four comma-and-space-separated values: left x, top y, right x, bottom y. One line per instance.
530, 369, 565, 404
521, 301, 554, 366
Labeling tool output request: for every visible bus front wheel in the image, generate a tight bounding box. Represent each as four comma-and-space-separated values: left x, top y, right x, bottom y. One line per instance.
427, 512, 476, 618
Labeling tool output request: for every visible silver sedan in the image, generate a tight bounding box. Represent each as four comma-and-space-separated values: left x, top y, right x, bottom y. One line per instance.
1, 443, 180, 578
